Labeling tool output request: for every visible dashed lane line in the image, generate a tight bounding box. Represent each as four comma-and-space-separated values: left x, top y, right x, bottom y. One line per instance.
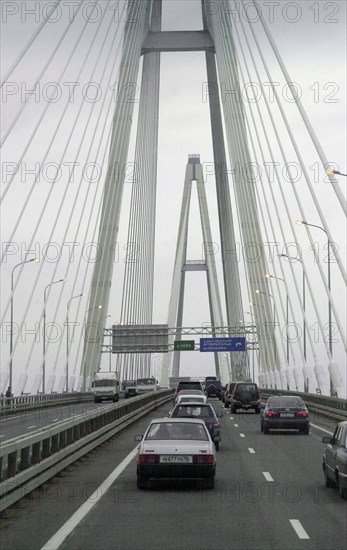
240, 433, 245, 438
248, 448, 255, 454
263, 472, 274, 482
234, 424, 238, 427
41, 446, 138, 550
27, 425, 36, 429
289, 519, 310, 540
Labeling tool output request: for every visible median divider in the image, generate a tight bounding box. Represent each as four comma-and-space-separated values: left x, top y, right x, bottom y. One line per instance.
0, 389, 174, 512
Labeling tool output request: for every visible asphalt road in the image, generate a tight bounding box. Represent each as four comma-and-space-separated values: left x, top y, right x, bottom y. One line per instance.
1, 399, 346, 550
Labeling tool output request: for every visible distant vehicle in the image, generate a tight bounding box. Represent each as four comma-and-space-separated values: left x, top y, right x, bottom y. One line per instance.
134, 418, 216, 489
170, 402, 223, 451
224, 382, 237, 408
176, 394, 207, 405
123, 380, 137, 399
174, 388, 205, 404
230, 382, 260, 413
93, 371, 120, 403
136, 377, 158, 395
204, 378, 222, 398
260, 396, 309, 434
322, 420, 347, 499
174, 380, 203, 399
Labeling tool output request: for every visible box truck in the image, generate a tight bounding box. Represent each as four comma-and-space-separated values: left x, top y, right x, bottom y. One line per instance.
93, 371, 120, 403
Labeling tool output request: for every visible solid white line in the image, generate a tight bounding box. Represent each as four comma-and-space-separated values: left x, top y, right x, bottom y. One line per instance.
234, 423, 238, 427
0, 434, 4, 438
240, 433, 245, 438
248, 448, 255, 454
263, 472, 274, 482
289, 519, 310, 540
27, 425, 36, 429
40, 446, 138, 550
310, 422, 333, 435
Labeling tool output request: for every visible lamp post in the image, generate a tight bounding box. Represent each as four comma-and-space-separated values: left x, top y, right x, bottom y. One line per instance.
246, 311, 256, 382
297, 219, 333, 393
326, 169, 347, 177
255, 289, 277, 367
265, 273, 290, 364
278, 254, 306, 363
43, 278, 65, 394
10, 258, 38, 393
66, 293, 84, 393
98, 314, 111, 372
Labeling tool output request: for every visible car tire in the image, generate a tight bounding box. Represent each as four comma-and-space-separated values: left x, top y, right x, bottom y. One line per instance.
215, 441, 220, 451
337, 474, 347, 499
323, 465, 333, 488
137, 474, 148, 490
260, 422, 264, 432
231, 407, 237, 414
254, 407, 260, 414
204, 476, 215, 489
263, 426, 269, 434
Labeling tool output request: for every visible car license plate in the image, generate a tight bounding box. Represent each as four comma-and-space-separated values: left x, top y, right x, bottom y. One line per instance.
280, 413, 294, 417
160, 455, 192, 464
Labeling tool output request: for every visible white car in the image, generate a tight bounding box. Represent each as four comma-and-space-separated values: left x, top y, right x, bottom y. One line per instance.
135, 418, 216, 489
176, 394, 207, 405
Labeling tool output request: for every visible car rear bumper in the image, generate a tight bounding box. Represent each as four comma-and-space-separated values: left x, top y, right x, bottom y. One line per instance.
137, 464, 215, 479
263, 419, 309, 430
232, 400, 259, 409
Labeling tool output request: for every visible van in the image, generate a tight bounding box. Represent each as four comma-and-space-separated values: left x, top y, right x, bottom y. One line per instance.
175, 380, 203, 399
230, 382, 260, 413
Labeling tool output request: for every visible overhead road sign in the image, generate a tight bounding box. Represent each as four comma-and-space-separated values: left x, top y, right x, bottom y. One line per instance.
174, 340, 195, 351
200, 337, 246, 352
112, 324, 168, 353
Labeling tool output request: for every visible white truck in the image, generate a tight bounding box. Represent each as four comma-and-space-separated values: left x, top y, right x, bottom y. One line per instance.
93, 371, 120, 403
136, 377, 158, 395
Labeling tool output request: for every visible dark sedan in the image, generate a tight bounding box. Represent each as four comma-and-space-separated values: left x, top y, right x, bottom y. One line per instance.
170, 402, 223, 450
322, 420, 347, 499
260, 395, 310, 434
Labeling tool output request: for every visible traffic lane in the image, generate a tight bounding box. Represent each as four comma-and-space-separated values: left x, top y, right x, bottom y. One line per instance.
0, 402, 172, 550
226, 409, 347, 548
57, 405, 347, 550
0, 401, 122, 441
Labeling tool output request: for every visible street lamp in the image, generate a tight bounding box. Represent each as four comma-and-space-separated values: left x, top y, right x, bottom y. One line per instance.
10, 258, 38, 393
66, 293, 84, 393
278, 254, 306, 363
326, 169, 347, 177
255, 289, 277, 367
296, 219, 333, 359
43, 278, 65, 394
265, 273, 289, 364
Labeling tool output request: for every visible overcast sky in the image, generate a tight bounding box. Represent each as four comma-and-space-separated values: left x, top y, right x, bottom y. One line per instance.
1, 0, 346, 395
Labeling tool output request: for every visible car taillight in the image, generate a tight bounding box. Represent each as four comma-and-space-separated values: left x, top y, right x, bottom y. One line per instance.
193, 455, 215, 464
138, 454, 159, 463
266, 411, 279, 417
296, 411, 309, 417
213, 422, 219, 427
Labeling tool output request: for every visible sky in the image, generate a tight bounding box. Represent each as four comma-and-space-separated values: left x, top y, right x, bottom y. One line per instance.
1, 0, 346, 396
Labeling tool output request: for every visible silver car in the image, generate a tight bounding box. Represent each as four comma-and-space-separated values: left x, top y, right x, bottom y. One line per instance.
322, 420, 347, 499
135, 418, 216, 489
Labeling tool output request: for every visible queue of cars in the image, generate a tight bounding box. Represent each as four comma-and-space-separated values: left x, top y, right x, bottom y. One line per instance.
134, 378, 346, 499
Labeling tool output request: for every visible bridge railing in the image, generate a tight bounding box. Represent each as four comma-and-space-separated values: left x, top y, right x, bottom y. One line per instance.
0, 389, 174, 512
0, 392, 94, 417
259, 388, 347, 422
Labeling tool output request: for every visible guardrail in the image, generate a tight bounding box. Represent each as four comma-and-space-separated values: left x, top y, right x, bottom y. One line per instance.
0, 389, 174, 512
260, 388, 347, 422
0, 392, 94, 417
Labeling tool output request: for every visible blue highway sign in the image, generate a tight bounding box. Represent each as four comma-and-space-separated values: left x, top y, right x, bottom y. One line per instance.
200, 337, 246, 352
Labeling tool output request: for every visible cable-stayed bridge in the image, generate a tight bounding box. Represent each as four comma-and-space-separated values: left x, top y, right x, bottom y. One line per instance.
1, 0, 346, 400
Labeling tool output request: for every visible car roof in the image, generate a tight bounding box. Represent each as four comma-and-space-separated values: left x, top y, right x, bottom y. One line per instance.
150, 417, 207, 425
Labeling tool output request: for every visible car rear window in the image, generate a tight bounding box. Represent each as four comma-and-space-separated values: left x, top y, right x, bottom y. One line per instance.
269, 397, 304, 408
177, 382, 203, 391
146, 422, 208, 441
236, 384, 258, 393
172, 405, 215, 419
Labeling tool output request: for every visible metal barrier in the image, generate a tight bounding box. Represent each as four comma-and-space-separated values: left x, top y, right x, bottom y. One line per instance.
260, 388, 347, 422
0, 392, 94, 417
0, 389, 174, 512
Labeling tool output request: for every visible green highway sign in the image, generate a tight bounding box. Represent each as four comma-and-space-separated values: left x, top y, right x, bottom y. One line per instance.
174, 340, 195, 351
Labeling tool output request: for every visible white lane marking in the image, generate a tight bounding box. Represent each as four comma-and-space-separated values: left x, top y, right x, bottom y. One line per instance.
248, 448, 255, 454
229, 417, 233, 420
51, 419, 60, 423
240, 433, 245, 438
234, 423, 238, 427
0, 434, 4, 438
289, 519, 310, 540
40, 446, 138, 550
310, 422, 333, 435
263, 472, 274, 482
27, 425, 36, 429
